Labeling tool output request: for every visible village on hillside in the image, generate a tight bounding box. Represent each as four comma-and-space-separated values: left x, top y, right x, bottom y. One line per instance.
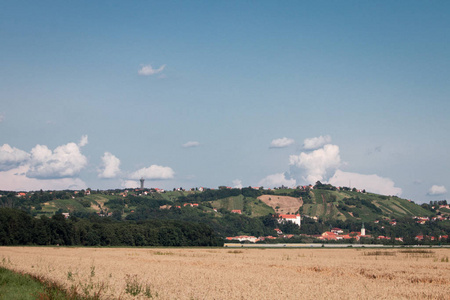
3, 182, 450, 246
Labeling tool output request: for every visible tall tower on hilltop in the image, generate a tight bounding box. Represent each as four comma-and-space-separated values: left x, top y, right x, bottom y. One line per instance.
140, 177, 145, 189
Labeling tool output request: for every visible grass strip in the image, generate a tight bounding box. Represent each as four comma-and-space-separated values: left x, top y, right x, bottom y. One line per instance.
0, 266, 97, 299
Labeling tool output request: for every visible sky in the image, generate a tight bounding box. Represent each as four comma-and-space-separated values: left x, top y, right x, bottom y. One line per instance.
1, 1, 449, 203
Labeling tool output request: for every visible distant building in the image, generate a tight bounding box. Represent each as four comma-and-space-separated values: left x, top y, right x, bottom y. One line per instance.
140, 177, 145, 189
278, 214, 301, 227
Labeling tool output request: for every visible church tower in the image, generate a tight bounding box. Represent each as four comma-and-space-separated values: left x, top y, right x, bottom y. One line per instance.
361, 223, 366, 236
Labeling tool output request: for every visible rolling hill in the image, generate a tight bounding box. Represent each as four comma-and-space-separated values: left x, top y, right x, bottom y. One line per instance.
24, 186, 434, 223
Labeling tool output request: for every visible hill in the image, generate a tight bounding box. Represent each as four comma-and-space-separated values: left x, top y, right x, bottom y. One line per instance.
0, 186, 439, 238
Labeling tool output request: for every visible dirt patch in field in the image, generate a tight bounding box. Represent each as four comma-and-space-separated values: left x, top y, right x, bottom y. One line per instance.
258, 195, 303, 214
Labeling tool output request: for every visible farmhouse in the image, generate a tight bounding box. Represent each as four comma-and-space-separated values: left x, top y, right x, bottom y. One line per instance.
277, 214, 301, 227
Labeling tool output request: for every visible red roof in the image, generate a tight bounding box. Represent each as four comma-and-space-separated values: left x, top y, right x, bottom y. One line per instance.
279, 214, 300, 219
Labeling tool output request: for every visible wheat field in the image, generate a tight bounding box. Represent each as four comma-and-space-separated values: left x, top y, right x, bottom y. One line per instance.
1, 246, 449, 299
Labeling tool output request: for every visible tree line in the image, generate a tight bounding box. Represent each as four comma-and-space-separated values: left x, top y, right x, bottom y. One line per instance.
0, 208, 222, 247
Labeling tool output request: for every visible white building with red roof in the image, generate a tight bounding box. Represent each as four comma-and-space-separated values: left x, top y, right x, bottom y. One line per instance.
277, 214, 301, 227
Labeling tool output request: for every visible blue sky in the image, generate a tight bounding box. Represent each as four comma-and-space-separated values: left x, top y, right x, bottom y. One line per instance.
1, 1, 449, 203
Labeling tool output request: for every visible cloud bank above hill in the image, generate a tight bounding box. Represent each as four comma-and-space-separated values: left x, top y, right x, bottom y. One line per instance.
0, 136, 176, 191
0, 136, 90, 190
128, 165, 175, 180
259, 135, 403, 196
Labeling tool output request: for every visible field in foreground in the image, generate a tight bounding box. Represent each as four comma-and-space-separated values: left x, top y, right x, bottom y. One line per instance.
1, 247, 449, 299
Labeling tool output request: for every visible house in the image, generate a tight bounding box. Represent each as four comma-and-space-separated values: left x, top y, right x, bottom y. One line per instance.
277, 214, 301, 227
319, 231, 338, 241
226, 236, 259, 243
331, 228, 343, 234
274, 228, 283, 235
231, 209, 242, 214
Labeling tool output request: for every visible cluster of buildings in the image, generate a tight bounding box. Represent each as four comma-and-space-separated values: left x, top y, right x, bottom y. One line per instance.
317, 225, 369, 241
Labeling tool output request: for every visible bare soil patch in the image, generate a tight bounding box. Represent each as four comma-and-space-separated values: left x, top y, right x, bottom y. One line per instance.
258, 195, 303, 214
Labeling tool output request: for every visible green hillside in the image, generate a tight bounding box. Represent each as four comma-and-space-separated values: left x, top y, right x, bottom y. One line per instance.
15, 185, 434, 224
303, 188, 433, 222
210, 195, 274, 217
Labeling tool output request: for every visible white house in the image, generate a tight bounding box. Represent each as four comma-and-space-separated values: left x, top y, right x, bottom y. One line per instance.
278, 214, 301, 227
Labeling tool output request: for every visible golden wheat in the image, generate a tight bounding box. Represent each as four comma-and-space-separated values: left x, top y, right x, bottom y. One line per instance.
1, 247, 449, 299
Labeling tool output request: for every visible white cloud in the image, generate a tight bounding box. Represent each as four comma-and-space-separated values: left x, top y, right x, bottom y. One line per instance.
328, 170, 402, 196
26, 141, 88, 179
428, 185, 447, 196
138, 64, 166, 76
289, 144, 341, 184
0, 144, 30, 171
182, 141, 200, 148
121, 180, 139, 189
270, 137, 295, 148
78, 135, 88, 147
98, 152, 121, 179
129, 165, 175, 180
0, 165, 87, 191
258, 173, 296, 188
232, 179, 243, 189
303, 135, 331, 150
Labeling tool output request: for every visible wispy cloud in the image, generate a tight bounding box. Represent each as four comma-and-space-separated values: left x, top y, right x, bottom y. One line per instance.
232, 179, 243, 189
428, 185, 447, 196
138, 64, 166, 76
78, 135, 88, 147
303, 135, 331, 150
270, 137, 294, 148
182, 141, 200, 148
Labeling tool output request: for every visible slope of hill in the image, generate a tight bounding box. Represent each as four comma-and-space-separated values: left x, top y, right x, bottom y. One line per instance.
257, 195, 303, 214
17, 186, 434, 224
209, 195, 274, 217
303, 189, 433, 222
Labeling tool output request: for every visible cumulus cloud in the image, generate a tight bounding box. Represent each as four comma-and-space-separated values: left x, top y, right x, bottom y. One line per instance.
270, 137, 295, 148
289, 144, 341, 184
232, 179, 243, 189
329, 170, 402, 196
129, 165, 175, 180
182, 141, 200, 148
258, 173, 296, 188
98, 152, 121, 178
26, 140, 88, 179
0, 165, 87, 191
303, 135, 331, 150
138, 64, 166, 76
428, 185, 447, 196
0, 144, 30, 171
